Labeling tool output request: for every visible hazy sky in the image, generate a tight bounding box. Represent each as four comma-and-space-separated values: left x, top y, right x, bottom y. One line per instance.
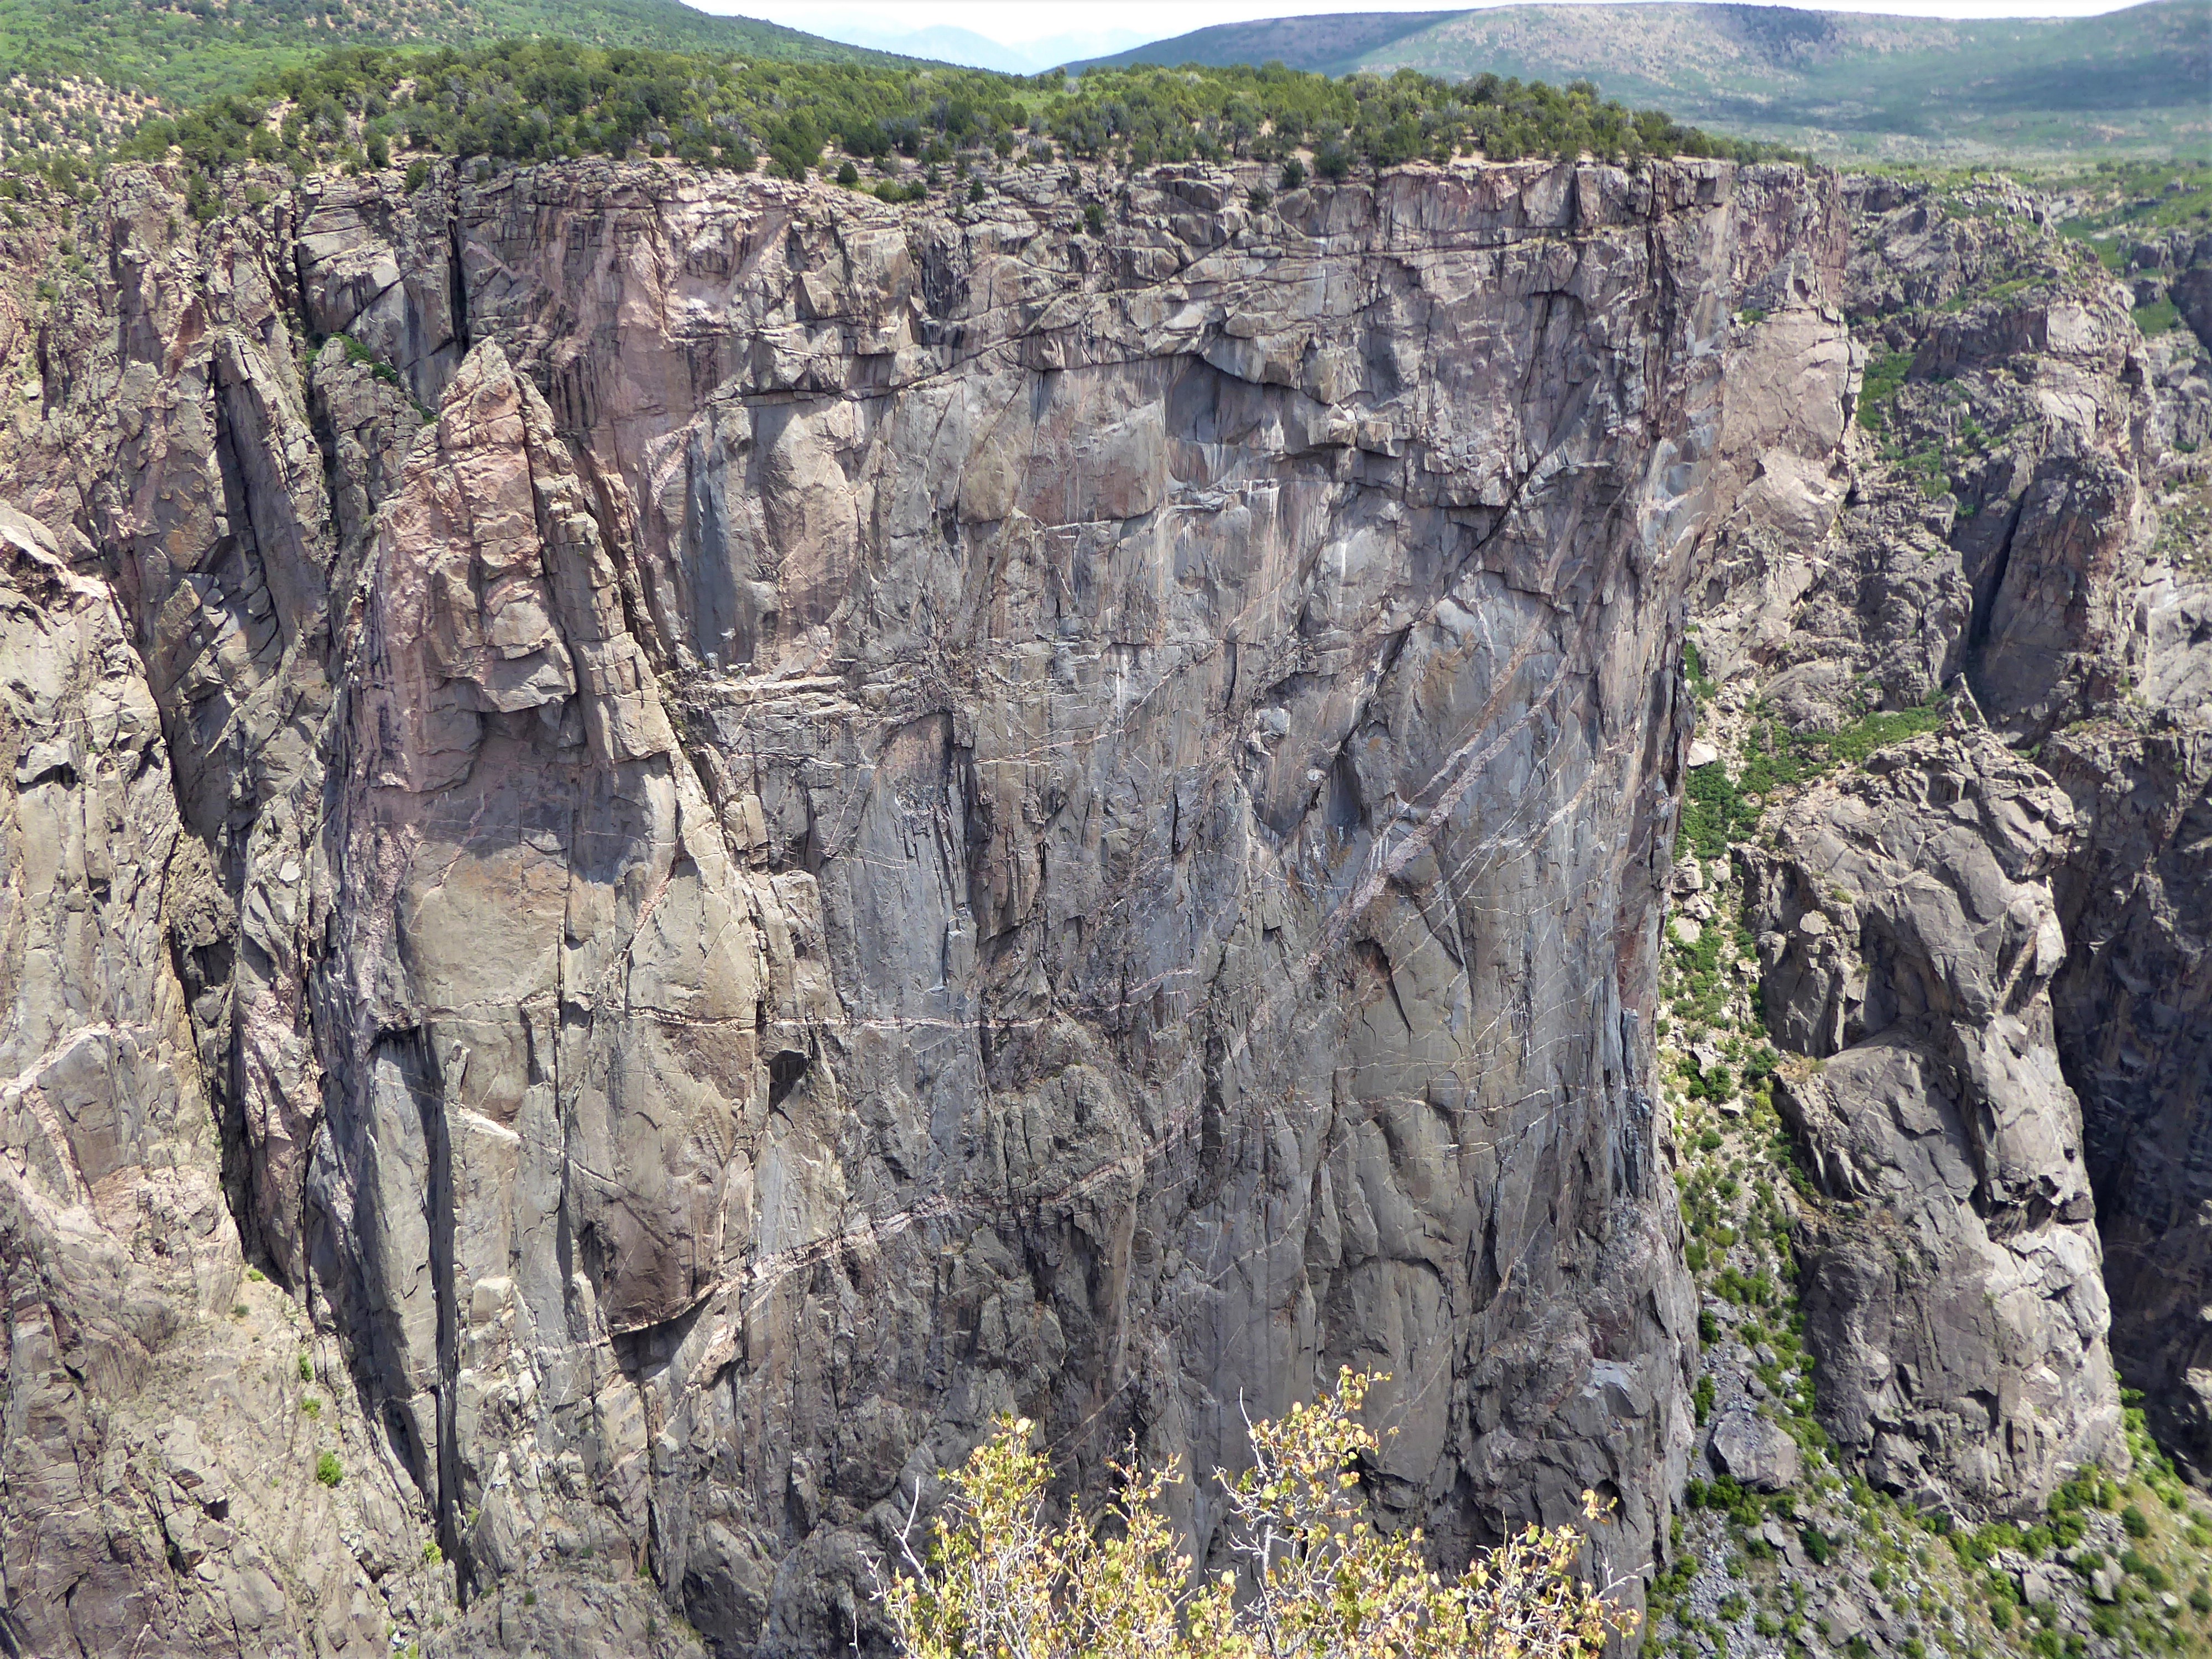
701, 0, 2148, 64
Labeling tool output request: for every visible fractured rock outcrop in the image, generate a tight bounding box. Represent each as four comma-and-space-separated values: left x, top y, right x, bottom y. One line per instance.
0, 504, 445, 1654
1690, 173, 2212, 1491
1744, 729, 2122, 1514
2042, 721, 2212, 1476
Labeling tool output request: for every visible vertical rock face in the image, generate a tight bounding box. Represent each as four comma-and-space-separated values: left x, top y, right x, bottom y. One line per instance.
0, 505, 444, 1656
1743, 731, 2120, 1514
0, 154, 1850, 1653
1829, 190, 2212, 1480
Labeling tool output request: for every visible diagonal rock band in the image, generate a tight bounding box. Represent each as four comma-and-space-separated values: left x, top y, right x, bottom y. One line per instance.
0, 150, 2199, 1659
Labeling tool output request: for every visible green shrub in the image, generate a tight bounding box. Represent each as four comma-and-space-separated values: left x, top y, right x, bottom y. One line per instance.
1679, 760, 1744, 860
2135, 296, 2183, 336
2123, 1505, 2151, 1538
1683, 638, 1717, 703
1823, 701, 1947, 766
108, 37, 1776, 193
335, 334, 402, 387
2051, 1469, 2112, 1516
1953, 1522, 2021, 1566
2121, 1548, 2164, 1588
316, 1451, 342, 1488
1857, 351, 1913, 432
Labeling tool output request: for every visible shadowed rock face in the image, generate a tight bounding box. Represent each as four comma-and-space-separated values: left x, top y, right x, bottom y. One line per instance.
0, 154, 1848, 1655
0, 505, 444, 1657
2041, 723, 2212, 1474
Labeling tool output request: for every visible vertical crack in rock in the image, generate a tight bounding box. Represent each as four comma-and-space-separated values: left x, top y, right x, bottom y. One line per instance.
416, 1030, 470, 1593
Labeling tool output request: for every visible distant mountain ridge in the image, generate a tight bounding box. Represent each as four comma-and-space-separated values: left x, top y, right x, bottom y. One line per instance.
1079, 0, 2212, 159
775, 18, 1155, 75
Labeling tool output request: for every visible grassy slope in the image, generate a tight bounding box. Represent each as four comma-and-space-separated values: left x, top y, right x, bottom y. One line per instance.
1084, 0, 2212, 160
0, 0, 899, 106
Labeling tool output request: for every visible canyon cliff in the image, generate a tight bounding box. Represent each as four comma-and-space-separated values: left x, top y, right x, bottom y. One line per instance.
1693, 173, 2210, 1502
0, 149, 2201, 1659
0, 155, 1847, 1656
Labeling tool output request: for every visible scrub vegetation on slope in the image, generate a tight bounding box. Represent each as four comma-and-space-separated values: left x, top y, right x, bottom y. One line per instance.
98, 39, 1781, 189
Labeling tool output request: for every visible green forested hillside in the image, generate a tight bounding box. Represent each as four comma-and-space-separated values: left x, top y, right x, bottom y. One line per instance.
1084, 0, 2212, 160
0, 0, 895, 108
113, 38, 1778, 191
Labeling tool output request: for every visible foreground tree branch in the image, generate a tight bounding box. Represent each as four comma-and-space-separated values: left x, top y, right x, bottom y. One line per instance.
877, 1370, 1641, 1659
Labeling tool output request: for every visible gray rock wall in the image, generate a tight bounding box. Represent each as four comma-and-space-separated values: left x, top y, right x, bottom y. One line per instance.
0, 155, 1848, 1655
1743, 731, 2121, 1514
2043, 723, 2212, 1474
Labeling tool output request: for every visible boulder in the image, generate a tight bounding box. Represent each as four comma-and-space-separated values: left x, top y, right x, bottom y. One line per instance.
1710, 1407, 1803, 1491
